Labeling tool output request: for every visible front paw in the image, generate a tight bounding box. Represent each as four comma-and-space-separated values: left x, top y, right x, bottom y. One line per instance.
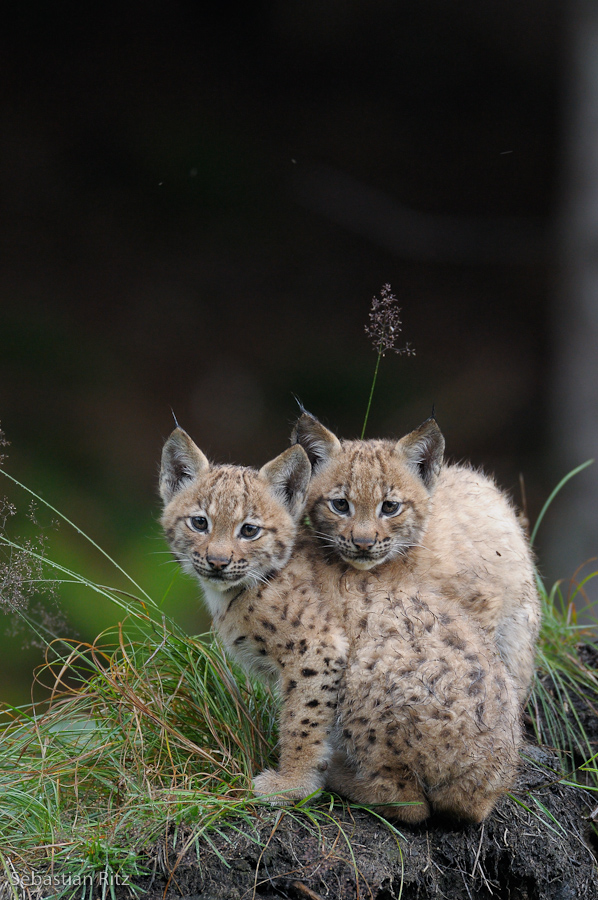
253, 768, 323, 804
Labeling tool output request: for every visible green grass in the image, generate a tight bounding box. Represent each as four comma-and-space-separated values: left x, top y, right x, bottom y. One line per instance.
526, 461, 598, 785
0, 464, 597, 897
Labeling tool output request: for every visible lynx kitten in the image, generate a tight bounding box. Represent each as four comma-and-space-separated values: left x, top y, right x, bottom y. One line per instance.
160, 427, 348, 802
292, 412, 541, 704
160, 427, 520, 823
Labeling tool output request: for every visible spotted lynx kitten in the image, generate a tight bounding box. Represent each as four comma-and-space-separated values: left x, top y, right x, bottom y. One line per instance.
292, 412, 541, 705
160, 428, 348, 802
160, 426, 520, 823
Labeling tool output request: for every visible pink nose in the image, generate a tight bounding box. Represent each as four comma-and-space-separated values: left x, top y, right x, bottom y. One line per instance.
207, 554, 232, 570
352, 533, 376, 550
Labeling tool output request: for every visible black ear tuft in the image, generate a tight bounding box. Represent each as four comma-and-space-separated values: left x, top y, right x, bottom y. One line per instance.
291, 412, 342, 473
159, 428, 210, 505
395, 418, 445, 490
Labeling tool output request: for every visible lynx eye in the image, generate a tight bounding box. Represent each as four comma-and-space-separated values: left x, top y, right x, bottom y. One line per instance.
330, 498, 350, 515
187, 515, 209, 533
239, 522, 261, 539
380, 500, 402, 517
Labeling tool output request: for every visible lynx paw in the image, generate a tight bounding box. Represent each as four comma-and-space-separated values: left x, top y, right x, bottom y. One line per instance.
253, 768, 323, 804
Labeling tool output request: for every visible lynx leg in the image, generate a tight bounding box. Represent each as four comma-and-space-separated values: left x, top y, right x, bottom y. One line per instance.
254, 639, 347, 804
325, 753, 430, 823
428, 781, 501, 824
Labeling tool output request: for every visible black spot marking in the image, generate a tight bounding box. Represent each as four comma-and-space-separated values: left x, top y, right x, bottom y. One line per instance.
233, 635, 246, 645
443, 632, 466, 651
301, 667, 318, 677
261, 619, 277, 633
286, 680, 297, 693
306, 699, 320, 708
253, 634, 266, 643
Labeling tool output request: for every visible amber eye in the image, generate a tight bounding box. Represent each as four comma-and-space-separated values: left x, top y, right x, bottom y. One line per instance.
188, 515, 209, 532
330, 498, 350, 515
239, 523, 261, 539
380, 500, 402, 517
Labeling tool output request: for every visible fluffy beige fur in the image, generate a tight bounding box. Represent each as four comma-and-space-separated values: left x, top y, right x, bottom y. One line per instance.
160, 426, 521, 823
293, 413, 541, 705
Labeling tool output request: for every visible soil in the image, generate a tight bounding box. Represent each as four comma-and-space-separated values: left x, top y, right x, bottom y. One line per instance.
116, 743, 598, 900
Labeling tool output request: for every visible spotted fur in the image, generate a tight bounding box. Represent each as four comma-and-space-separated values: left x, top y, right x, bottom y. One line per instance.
312, 557, 521, 823
160, 427, 521, 824
160, 427, 348, 801
293, 413, 541, 704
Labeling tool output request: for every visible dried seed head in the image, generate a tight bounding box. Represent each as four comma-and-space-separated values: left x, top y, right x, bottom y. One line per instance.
365, 284, 415, 357
0, 423, 8, 467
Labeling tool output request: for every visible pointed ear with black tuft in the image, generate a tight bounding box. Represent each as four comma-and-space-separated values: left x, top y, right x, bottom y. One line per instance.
259, 445, 312, 519
159, 428, 210, 505
291, 411, 342, 473
395, 417, 445, 490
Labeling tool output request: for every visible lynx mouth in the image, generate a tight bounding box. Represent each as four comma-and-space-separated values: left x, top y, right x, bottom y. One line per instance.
340, 552, 384, 571
195, 566, 248, 589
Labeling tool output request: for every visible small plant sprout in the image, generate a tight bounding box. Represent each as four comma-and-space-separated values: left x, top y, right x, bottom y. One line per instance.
362, 284, 415, 439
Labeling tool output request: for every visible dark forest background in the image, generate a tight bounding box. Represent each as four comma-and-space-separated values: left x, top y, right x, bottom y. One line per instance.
1, 0, 597, 703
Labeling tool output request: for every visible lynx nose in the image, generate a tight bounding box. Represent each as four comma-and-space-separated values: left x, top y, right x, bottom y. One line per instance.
352, 532, 376, 551
206, 552, 232, 571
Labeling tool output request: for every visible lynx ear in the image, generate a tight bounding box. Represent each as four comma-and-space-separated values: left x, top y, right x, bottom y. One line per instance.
259, 445, 311, 518
291, 411, 342, 473
160, 428, 210, 505
395, 417, 445, 490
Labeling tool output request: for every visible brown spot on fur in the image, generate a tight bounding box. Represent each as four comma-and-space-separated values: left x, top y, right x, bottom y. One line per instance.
443, 631, 466, 651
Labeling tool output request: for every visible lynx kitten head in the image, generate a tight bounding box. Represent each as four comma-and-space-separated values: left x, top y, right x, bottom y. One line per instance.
160, 428, 311, 594
292, 413, 444, 570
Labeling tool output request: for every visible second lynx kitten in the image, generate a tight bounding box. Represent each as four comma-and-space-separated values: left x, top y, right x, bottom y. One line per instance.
160, 427, 520, 823
293, 412, 541, 704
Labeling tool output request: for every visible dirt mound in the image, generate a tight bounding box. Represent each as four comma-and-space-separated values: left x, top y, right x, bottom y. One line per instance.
123, 746, 597, 900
